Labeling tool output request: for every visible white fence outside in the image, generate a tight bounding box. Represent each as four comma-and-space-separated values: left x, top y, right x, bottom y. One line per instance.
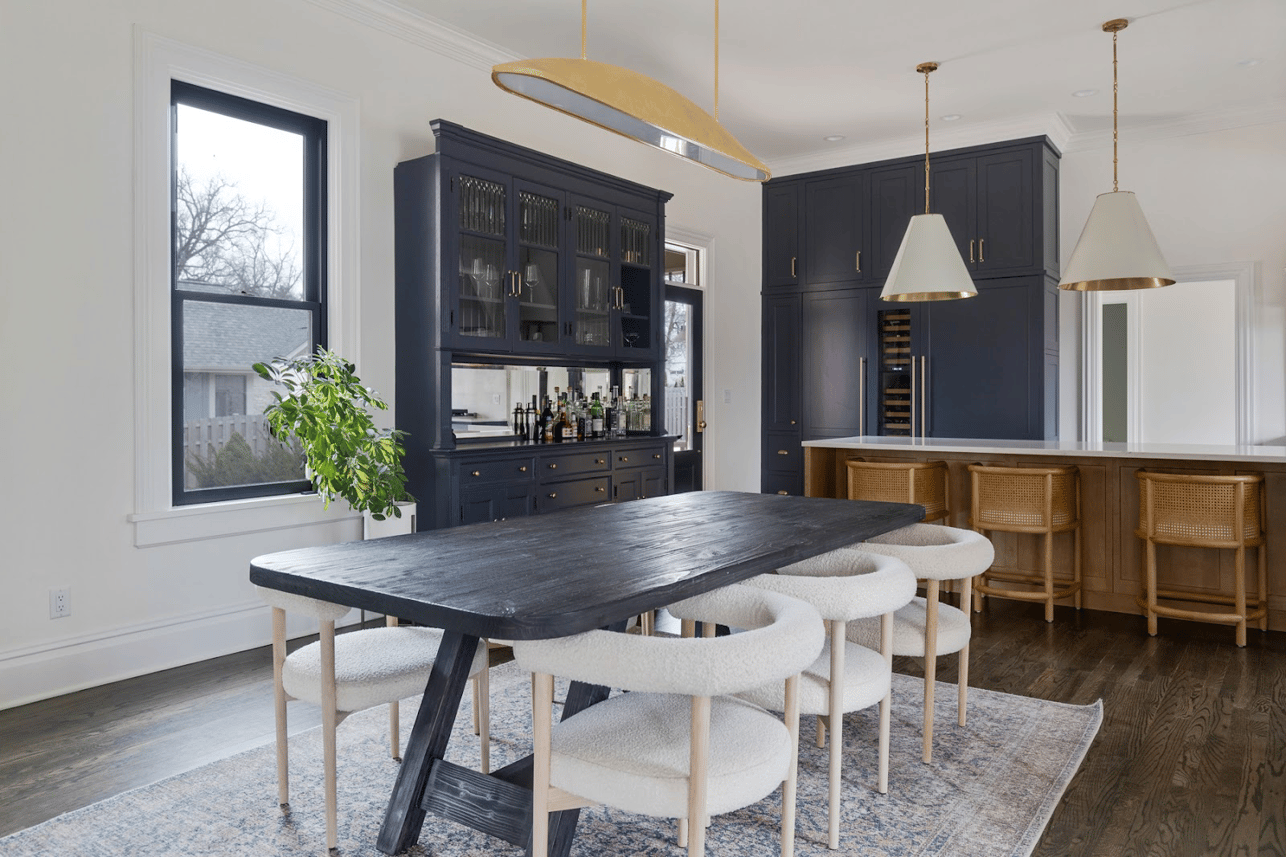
664, 386, 689, 444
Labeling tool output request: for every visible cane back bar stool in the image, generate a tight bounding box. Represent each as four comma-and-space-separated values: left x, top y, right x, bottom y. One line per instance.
1135, 470, 1268, 647
846, 459, 950, 524
968, 464, 1082, 623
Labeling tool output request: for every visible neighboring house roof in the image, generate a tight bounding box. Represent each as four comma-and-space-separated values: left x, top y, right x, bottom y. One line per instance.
182, 294, 311, 372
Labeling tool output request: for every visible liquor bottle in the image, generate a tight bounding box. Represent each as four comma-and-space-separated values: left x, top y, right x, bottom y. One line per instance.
557, 401, 573, 442
541, 395, 554, 443
590, 392, 604, 438
576, 410, 586, 442
526, 397, 538, 442
513, 402, 525, 439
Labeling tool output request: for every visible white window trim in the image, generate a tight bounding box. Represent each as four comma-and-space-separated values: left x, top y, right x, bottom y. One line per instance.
130, 30, 362, 545
1080, 261, 1259, 445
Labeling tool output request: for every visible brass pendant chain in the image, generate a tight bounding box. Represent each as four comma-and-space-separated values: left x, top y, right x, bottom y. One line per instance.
581, 0, 587, 60
714, 0, 720, 121
1112, 28, 1119, 192
924, 66, 931, 214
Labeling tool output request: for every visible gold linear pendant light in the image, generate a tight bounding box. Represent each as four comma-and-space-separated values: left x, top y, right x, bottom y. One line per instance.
492, 0, 770, 182
1059, 18, 1174, 291
880, 62, 977, 302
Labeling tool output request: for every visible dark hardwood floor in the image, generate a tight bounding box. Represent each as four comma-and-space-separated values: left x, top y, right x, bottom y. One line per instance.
1, 600, 1283, 855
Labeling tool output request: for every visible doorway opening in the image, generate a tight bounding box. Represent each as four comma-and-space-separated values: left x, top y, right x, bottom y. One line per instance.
665, 243, 704, 492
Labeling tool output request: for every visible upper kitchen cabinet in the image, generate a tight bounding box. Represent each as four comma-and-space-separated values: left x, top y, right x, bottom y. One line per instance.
397, 120, 670, 364
804, 172, 869, 287
763, 181, 802, 289
930, 138, 1060, 279
867, 162, 922, 282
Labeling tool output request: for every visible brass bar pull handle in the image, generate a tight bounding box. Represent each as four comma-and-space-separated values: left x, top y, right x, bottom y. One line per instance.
921, 355, 928, 438
696, 399, 706, 432
910, 356, 917, 441
978, 238, 984, 262
855, 250, 861, 273
969, 239, 975, 263
512, 271, 520, 297
791, 256, 796, 278
859, 356, 866, 436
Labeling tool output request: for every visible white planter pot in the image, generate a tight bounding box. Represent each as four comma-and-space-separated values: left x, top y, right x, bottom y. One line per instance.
362, 501, 417, 540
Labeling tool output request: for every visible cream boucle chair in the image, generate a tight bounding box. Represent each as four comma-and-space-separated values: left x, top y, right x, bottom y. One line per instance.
256, 587, 489, 851
513, 584, 825, 857
844, 524, 994, 763
739, 551, 916, 850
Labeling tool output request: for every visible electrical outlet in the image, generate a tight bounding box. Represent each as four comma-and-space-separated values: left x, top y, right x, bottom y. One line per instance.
50, 587, 70, 619
491, 393, 501, 404
723, 388, 732, 404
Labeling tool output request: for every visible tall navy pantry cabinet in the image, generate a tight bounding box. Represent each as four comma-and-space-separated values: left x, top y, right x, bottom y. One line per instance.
396, 121, 674, 528
761, 136, 1060, 495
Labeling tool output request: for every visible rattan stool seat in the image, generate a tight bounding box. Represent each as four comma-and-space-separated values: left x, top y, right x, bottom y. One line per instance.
1135, 470, 1267, 647
968, 464, 1083, 623
846, 459, 950, 523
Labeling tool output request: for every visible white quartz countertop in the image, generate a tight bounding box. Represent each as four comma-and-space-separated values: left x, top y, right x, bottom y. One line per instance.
801, 436, 1286, 464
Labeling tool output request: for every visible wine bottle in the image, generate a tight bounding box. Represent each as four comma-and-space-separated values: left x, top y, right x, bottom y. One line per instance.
541, 395, 554, 443
590, 392, 604, 438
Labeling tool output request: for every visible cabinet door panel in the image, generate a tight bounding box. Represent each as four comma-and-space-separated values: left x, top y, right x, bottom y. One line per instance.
804, 174, 867, 286
976, 148, 1035, 275
869, 163, 921, 281
929, 158, 975, 266
764, 183, 801, 288
763, 295, 802, 431
802, 289, 871, 438
925, 280, 1040, 439
460, 482, 534, 524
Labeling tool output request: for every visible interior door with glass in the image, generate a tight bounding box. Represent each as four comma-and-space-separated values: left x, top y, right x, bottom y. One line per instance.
570, 201, 614, 354
514, 180, 564, 351
454, 170, 510, 347
665, 270, 704, 492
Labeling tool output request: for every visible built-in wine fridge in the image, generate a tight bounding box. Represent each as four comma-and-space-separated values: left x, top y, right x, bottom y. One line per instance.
878, 308, 913, 436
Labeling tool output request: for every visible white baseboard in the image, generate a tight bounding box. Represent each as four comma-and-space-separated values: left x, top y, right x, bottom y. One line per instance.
0, 601, 366, 711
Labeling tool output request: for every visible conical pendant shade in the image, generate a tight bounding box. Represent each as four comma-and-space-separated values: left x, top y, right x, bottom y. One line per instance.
880, 214, 977, 302
1059, 191, 1175, 291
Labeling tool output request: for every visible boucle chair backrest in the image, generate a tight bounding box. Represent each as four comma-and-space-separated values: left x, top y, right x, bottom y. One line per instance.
852, 523, 995, 580
512, 584, 824, 698
255, 585, 351, 622
745, 550, 916, 621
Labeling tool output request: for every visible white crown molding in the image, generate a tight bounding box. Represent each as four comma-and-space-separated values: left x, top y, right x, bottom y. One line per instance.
767, 111, 1069, 178
1060, 98, 1286, 153
301, 0, 520, 71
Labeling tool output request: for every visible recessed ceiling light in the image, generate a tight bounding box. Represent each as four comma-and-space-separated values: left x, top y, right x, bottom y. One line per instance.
1072, 88, 1099, 98
823, 135, 846, 142
1237, 58, 1262, 67
940, 114, 962, 122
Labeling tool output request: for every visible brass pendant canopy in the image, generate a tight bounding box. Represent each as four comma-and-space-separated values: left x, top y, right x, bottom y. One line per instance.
1058, 18, 1174, 291
492, 0, 769, 182
492, 58, 770, 181
880, 61, 976, 302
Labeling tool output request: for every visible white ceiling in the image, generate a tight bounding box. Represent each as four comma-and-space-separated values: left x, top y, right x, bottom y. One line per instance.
385, 0, 1285, 175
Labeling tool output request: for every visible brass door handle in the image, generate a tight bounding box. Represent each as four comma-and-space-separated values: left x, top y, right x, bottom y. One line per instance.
778, 449, 789, 455
969, 239, 975, 263
978, 238, 984, 262
791, 256, 796, 278
696, 399, 706, 433
855, 250, 861, 273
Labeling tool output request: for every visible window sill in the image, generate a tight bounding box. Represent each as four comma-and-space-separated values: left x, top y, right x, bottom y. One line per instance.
129, 493, 361, 548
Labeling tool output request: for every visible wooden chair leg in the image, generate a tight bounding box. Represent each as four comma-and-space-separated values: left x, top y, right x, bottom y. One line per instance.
782, 673, 800, 857
815, 715, 826, 749
958, 576, 971, 728
531, 672, 554, 857
877, 612, 892, 795
477, 660, 491, 774
1235, 544, 1247, 648
681, 619, 696, 639
688, 696, 712, 857
319, 619, 339, 851
922, 579, 939, 764
827, 620, 844, 850
1044, 530, 1055, 623
1259, 542, 1269, 632
1074, 524, 1083, 610
271, 607, 289, 808
1145, 539, 1158, 637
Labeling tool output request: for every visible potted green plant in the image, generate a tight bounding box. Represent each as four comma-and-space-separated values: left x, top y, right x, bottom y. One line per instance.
253, 348, 414, 530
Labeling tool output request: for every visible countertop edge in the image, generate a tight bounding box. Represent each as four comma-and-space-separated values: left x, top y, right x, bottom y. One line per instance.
801, 436, 1286, 464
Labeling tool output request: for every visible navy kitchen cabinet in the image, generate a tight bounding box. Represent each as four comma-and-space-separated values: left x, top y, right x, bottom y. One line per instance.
763, 181, 802, 290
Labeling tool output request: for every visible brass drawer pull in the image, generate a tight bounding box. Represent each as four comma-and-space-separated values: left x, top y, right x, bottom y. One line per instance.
778, 450, 789, 455
548, 463, 557, 469
518, 466, 528, 472
596, 486, 605, 492
790, 419, 796, 425
791, 256, 796, 277
548, 492, 557, 499
778, 490, 789, 495
596, 458, 605, 464
653, 453, 661, 459
619, 456, 629, 463
471, 470, 481, 477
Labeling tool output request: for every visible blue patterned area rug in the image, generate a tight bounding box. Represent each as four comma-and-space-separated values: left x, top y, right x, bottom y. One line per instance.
0, 662, 1100, 857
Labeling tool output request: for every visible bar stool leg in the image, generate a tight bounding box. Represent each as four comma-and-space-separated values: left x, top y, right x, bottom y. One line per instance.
1044, 531, 1054, 623
1259, 543, 1269, 633
1235, 544, 1247, 648
1145, 538, 1158, 637
1074, 524, 1083, 610
922, 579, 939, 764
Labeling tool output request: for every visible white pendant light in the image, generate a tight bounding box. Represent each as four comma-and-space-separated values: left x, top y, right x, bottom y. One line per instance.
881, 63, 976, 302
492, 0, 770, 182
1059, 19, 1174, 291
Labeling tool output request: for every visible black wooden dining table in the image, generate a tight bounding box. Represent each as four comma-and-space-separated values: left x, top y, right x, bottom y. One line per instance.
249, 490, 922, 855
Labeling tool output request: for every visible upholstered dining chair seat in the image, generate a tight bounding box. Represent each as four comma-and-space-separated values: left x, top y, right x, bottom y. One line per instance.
854, 524, 995, 581
847, 598, 972, 657
282, 626, 488, 713
550, 692, 791, 819
739, 639, 890, 715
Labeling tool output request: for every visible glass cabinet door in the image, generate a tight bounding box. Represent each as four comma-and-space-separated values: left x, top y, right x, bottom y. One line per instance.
457, 174, 508, 344
572, 204, 614, 352
516, 188, 561, 347
619, 215, 654, 355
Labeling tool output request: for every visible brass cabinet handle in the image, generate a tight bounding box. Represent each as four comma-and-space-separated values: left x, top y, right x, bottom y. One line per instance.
548, 492, 557, 499
790, 419, 796, 425
595, 486, 605, 492
518, 465, 528, 472
978, 238, 984, 262
791, 256, 796, 278
619, 456, 629, 463
778, 449, 789, 455
778, 490, 789, 495
548, 463, 557, 469
471, 470, 481, 477
855, 250, 861, 273
969, 239, 975, 263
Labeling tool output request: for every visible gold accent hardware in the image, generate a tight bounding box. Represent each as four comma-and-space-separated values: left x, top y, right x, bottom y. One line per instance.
978, 238, 984, 262
917, 61, 939, 214
696, 399, 706, 432
969, 239, 975, 262
471, 470, 481, 477
790, 419, 796, 425
596, 486, 605, 492
620, 456, 629, 462
548, 463, 557, 469
791, 256, 796, 277
653, 453, 662, 459
778, 490, 788, 495
855, 250, 861, 272
519, 466, 528, 472
778, 449, 789, 455
596, 458, 605, 464
548, 492, 557, 498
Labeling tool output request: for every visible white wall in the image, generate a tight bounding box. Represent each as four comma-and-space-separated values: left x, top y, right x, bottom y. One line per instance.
0, 0, 761, 708
1058, 121, 1286, 444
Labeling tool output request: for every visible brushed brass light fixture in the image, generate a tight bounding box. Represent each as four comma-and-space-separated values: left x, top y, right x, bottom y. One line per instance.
492, 0, 770, 182
881, 62, 976, 302
1059, 18, 1174, 291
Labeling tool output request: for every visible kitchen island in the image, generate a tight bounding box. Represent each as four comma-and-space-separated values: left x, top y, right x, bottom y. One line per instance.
803, 437, 1286, 629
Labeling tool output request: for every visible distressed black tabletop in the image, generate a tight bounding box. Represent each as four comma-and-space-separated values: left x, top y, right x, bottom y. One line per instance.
250, 490, 923, 639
